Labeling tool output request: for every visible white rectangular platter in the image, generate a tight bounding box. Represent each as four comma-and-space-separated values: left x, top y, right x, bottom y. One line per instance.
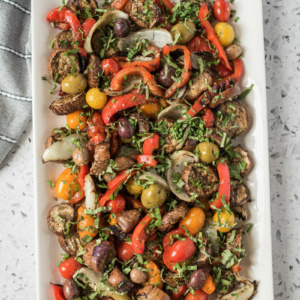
32, 0, 274, 298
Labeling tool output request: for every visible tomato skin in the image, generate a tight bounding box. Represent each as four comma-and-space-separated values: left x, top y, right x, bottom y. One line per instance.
106, 194, 126, 213
117, 241, 134, 262
66, 110, 88, 130
172, 284, 187, 300
59, 257, 84, 279
169, 238, 196, 263
185, 290, 209, 300
213, 0, 231, 22
102, 58, 121, 79
87, 111, 105, 138
51, 284, 67, 300
76, 206, 98, 239
55, 168, 79, 200
216, 63, 233, 78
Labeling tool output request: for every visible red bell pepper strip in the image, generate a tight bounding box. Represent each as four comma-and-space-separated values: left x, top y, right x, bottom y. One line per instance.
46, 7, 84, 46
51, 283, 67, 300
69, 165, 89, 204
82, 18, 96, 39
134, 155, 158, 167
132, 215, 153, 254
114, 46, 161, 72
221, 58, 243, 82
102, 58, 122, 79
209, 161, 231, 209
200, 108, 215, 127
98, 170, 137, 207
187, 35, 214, 54
198, 3, 231, 70
143, 133, 160, 155
110, 0, 129, 10
110, 67, 164, 97
161, 0, 174, 12
77, 47, 88, 60
87, 111, 106, 150
231, 263, 242, 273
54, 22, 70, 31
86, 134, 105, 151
102, 92, 158, 126
162, 45, 192, 98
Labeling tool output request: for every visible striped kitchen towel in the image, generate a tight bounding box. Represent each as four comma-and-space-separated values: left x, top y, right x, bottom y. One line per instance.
0, 0, 31, 164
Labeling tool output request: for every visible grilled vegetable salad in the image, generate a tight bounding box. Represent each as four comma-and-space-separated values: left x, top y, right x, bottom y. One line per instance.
44, 0, 257, 299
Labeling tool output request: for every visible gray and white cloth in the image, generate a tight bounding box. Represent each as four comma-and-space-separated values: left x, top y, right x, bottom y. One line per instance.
0, 0, 31, 164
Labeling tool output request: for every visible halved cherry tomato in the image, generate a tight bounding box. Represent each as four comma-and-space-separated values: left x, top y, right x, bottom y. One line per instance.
102, 58, 122, 79
169, 238, 196, 263
172, 284, 187, 300
213, 0, 231, 22
201, 275, 216, 294
59, 257, 84, 279
76, 206, 98, 239
55, 168, 79, 201
185, 290, 208, 300
106, 194, 126, 213
66, 110, 88, 130
51, 284, 66, 300
216, 63, 233, 78
117, 241, 134, 262
179, 207, 205, 236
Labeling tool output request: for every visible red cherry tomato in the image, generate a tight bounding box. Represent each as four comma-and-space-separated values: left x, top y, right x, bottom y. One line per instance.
106, 194, 126, 213
51, 284, 67, 300
213, 0, 231, 22
102, 58, 121, 79
157, 15, 172, 31
59, 257, 84, 279
172, 284, 188, 300
117, 241, 134, 262
216, 63, 233, 78
185, 290, 209, 300
169, 238, 196, 263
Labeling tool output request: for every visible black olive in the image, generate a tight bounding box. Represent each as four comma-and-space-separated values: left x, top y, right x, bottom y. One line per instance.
63, 279, 80, 300
158, 66, 176, 88
114, 18, 131, 38
79, 55, 87, 72
117, 117, 135, 139
186, 269, 207, 290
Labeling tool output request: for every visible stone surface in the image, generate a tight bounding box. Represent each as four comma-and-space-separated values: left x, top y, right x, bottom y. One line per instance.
0, 1, 299, 299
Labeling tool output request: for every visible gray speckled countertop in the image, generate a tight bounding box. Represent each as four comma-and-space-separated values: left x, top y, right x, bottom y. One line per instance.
0, 1, 299, 299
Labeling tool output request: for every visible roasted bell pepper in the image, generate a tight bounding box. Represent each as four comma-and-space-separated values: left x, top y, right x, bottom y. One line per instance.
134, 155, 158, 167
82, 18, 96, 39
162, 45, 192, 98
110, 0, 129, 10
222, 58, 243, 82
102, 92, 158, 126
110, 67, 164, 97
143, 133, 160, 155
114, 46, 161, 72
231, 263, 242, 273
201, 108, 215, 127
187, 35, 214, 54
161, 0, 175, 13
209, 161, 231, 209
51, 283, 67, 300
198, 3, 231, 70
46, 7, 84, 46
54, 22, 70, 31
102, 58, 122, 79
87, 111, 106, 150
69, 165, 89, 204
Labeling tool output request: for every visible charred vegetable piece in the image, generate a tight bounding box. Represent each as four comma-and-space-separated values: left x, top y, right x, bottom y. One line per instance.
193, 237, 213, 267
129, 112, 150, 134
209, 84, 241, 109
83, 240, 116, 273
58, 231, 84, 256
116, 209, 141, 233
47, 49, 80, 83
67, 0, 98, 19
108, 267, 134, 293
158, 202, 189, 232
47, 204, 75, 236
230, 180, 250, 207
115, 157, 136, 171
90, 143, 110, 176
136, 285, 170, 300
72, 146, 90, 166
232, 145, 253, 177
83, 54, 102, 88
226, 228, 243, 257
53, 31, 74, 49
204, 127, 226, 147
49, 92, 86, 115
184, 72, 212, 100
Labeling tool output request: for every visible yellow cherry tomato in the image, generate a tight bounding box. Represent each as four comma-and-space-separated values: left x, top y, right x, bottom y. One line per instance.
214, 22, 235, 47
144, 260, 163, 288
108, 212, 122, 226
125, 176, 143, 195
213, 208, 235, 233
179, 207, 206, 236
55, 168, 79, 200
86, 88, 107, 109
66, 109, 88, 130
77, 206, 98, 239
139, 102, 162, 120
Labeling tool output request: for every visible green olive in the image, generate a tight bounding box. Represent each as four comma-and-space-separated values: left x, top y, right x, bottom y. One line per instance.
141, 184, 167, 209
197, 142, 220, 163
171, 21, 196, 44
61, 73, 87, 94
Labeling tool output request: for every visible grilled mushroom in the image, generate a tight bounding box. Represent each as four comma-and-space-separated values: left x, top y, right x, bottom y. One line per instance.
204, 127, 231, 147
84, 54, 102, 88
108, 267, 134, 293
67, 0, 98, 19
129, 112, 150, 134
47, 204, 75, 236
230, 180, 250, 207
115, 157, 136, 171
129, 0, 161, 29
226, 228, 243, 258
58, 231, 85, 256
90, 143, 110, 176
136, 285, 170, 300
48, 49, 80, 83
83, 240, 116, 273
193, 237, 213, 267
184, 72, 212, 100
231, 145, 253, 177
181, 163, 219, 199
49, 92, 86, 115
53, 31, 74, 49
209, 84, 241, 109
72, 146, 90, 166
158, 202, 189, 232
215, 101, 250, 138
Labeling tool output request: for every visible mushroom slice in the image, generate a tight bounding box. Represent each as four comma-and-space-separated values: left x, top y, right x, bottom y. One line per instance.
169, 85, 187, 100
42, 133, 83, 163
184, 72, 212, 101
84, 54, 102, 88
193, 237, 213, 267
230, 180, 250, 207
49, 92, 86, 116
58, 231, 85, 256
108, 267, 134, 293
129, 112, 150, 134
118, 29, 173, 51
48, 48, 80, 83
138, 172, 170, 191
53, 31, 74, 49
129, 0, 161, 28
232, 205, 247, 221
166, 151, 199, 202
47, 204, 75, 236
84, 174, 97, 210
158, 103, 189, 121
137, 285, 170, 300
74, 268, 130, 300
84, 11, 129, 54
103, 78, 142, 96
232, 145, 253, 177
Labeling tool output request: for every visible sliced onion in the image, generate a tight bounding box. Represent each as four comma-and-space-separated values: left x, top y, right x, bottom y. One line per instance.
138, 172, 170, 191
157, 103, 189, 121
103, 78, 142, 96
84, 11, 129, 54
169, 85, 186, 100
220, 284, 255, 300
118, 29, 173, 51
84, 174, 97, 210
42, 133, 83, 163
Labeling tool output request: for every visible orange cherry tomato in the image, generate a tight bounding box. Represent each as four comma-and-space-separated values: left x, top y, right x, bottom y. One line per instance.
76, 206, 98, 239
117, 241, 134, 262
108, 212, 121, 226
144, 260, 163, 288
185, 290, 208, 300
139, 102, 162, 120
66, 110, 88, 130
59, 257, 84, 279
55, 168, 79, 201
201, 275, 216, 295
179, 207, 206, 236
213, 0, 231, 22
106, 194, 126, 213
